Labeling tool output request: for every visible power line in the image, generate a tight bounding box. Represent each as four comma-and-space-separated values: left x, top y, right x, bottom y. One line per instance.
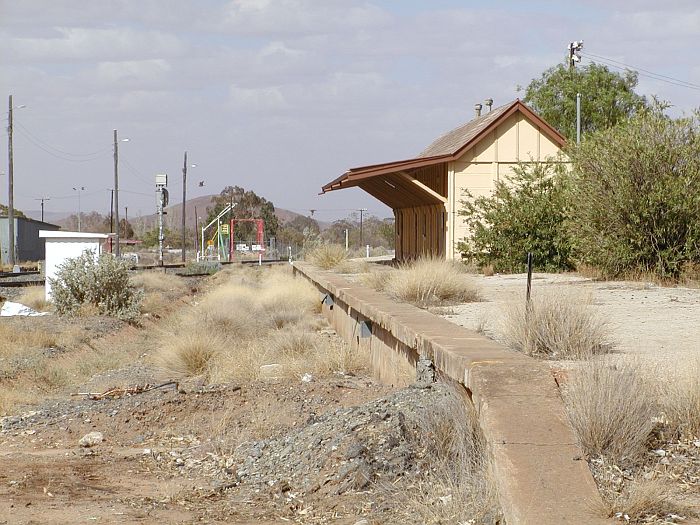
581, 52, 700, 91
14, 122, 112, 158
14, 127, 110, 162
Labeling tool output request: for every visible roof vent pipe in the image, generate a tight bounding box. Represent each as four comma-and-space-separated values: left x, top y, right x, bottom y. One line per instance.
474, 103, 482, 118
485, 98, 493, 112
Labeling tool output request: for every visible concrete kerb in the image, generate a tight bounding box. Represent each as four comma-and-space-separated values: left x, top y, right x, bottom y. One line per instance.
293, 262, 610, 525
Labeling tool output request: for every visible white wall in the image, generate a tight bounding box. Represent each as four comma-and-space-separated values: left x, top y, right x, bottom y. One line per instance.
44, 239, 102, 301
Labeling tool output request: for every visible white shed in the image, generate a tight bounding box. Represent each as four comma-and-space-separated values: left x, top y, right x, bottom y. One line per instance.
39, 231, 109, 301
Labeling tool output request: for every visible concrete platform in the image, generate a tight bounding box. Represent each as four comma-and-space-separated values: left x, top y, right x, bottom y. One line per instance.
294, 262, 611, 525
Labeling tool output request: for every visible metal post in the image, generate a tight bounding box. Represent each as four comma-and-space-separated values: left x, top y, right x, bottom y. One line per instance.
8, 95, 15, 266
576, 93, 581, 145
113, 129, 120, 257
345, 229, 349, 251
359, 208, 367, 248
526, 252, 533, 306
181, 151, 187, 263
157, 187, 164, 266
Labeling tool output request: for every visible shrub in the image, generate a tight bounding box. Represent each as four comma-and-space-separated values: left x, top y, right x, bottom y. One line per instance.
130, 271, 186, 293
307, 244, 347, 269
567, 106, 700, 279
457, 161, 573, 273
383, 257, 480, 308
502, 291, 611, 359
49, 251, 143, 322
563, 360, 656, 463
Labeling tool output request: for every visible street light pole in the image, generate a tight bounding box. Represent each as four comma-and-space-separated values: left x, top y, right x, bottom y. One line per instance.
34, 197, 50, 222
113, 130, 120, 257
358, 208, 367, 248
7, 95, 15, 266
73, 187, 85, 231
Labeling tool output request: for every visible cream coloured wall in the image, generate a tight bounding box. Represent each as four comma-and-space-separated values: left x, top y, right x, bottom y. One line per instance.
445, 112, 565, 259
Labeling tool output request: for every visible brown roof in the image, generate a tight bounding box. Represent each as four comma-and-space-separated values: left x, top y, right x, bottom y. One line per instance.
321, 100, 566, 202
417, 101, 516, 158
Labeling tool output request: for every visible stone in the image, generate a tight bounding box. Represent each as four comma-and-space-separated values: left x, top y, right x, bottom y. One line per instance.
78, 431, 104, 448
259, 364, 284, 378
415, 358, 436, 386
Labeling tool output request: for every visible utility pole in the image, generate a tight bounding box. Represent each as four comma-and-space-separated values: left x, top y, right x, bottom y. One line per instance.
7, 95, 15, 266
194, 206, 198, 255
34, 197, 50, 222
358, 208, 367, 248
155, 174, 168, 266
181, 151, 187, 262
576, 92, 582, 145
124, 206, 128, 238
567, 40, 583, 70
72, 187, 85, 231
109, 189, 114, 233
113, 130, 120, 257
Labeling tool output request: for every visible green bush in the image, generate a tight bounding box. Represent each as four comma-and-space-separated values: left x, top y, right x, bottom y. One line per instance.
568, 107, 700, 278
49, 251, 143, 322
457, 161, 573, 272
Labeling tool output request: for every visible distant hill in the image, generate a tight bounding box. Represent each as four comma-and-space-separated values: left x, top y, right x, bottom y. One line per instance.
133, 195, 324, 232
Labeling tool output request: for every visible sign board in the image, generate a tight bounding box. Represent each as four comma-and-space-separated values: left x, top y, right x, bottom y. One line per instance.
251, 244, 263, 251
236, 243, 249, 251
220, 224, 229, 234
155, 173, 168, 187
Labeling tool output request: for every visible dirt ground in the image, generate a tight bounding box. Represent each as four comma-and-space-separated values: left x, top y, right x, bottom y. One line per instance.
441, 272, 700, 378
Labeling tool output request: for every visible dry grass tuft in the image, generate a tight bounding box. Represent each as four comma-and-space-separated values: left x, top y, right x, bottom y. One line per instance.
660, 357, 700, 439
502, 290, 611, 359
131, 271, 186, 293
156, 330, 228, 378
154, 266, 359, 382
334, 259, 371, 274
14, 286, 51, 312
395, 386, 500, 524
563, 359, 656, 463
382, 257, 480, 308
601, 478, 696, 523
359, 269, 392, 292
307, 244, 347, 269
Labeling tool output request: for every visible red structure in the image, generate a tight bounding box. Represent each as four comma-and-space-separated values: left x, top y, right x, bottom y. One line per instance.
229, 218, 264, 260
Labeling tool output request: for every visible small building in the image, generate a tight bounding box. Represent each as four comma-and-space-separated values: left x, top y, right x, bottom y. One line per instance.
321, 100, 566, 260
39, 231, 108, 300
0, 216, 60, 264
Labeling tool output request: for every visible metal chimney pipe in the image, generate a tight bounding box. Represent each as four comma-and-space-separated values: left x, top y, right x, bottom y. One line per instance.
474, 103, 482, 117
485, 98, 493, 112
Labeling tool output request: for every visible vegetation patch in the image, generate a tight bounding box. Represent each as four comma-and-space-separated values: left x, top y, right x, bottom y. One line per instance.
502, 290, 611, 359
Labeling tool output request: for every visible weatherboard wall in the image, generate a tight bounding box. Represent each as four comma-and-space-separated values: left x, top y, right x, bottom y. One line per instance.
446, 112, 563, 259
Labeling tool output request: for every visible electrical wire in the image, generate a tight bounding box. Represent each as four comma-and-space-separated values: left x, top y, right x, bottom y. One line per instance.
581, 52, 700, 91
14, 122, 113, 158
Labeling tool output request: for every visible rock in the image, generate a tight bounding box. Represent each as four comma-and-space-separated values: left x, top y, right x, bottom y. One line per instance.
79, 431, 104, 448
414, 358, 436, 387
301, 373, 313, 383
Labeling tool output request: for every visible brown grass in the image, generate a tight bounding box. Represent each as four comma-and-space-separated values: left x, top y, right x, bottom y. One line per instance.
394, 385, 500, 524
502, 290, 611, 359
131, 271, 186, 293
659, 357, 700, 439
306, 244, 347, 270
563, 359, 656, 463
14, 286, 51, 312
155, 330, 228, 378
154, 266, 360, 383
380, 257, 480, 308
599, 478, 696, 524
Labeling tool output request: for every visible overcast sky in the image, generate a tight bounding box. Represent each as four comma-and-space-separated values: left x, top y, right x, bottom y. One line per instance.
1, 0, 699, 221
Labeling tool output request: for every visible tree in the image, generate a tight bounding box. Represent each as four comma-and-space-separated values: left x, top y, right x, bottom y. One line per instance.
567, 106, 700, 279
206, 186, 279, 242
457, 162, 572, 272
522, 63, 647, 141
0, 205, 26, 218
277, 215, 320, 247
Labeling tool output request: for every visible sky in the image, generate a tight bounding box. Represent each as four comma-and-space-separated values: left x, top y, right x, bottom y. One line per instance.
1, 0, 699, 222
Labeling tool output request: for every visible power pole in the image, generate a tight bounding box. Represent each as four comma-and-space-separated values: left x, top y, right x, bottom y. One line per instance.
109, 189, 114, 233
124, 206, 128, 237
568, 40, 583, 70
34, 197, 50, 222
181, 151, 187, 262
7, 95, 15, 266
113, 129, 120, 257
359, 208, 367, 248
194, 205, 198, 254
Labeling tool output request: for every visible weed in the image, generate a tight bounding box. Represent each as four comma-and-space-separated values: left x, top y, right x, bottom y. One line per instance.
383, 257, 480, 308
563, 359, 656, 463
307, 244, 347, 270
502, 290, 611, 359
14, 286, 51, 312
